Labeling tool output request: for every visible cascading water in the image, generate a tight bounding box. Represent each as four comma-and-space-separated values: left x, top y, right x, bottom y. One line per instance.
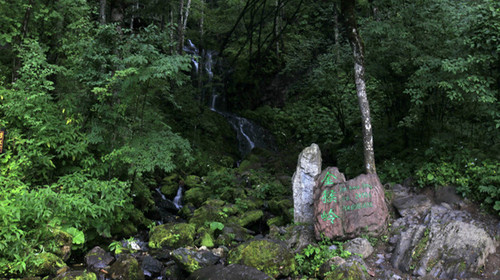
185, 40, 275, 157
172, 186, 183, 209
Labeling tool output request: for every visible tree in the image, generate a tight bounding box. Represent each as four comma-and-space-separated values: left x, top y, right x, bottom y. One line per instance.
341, 0, 376, 174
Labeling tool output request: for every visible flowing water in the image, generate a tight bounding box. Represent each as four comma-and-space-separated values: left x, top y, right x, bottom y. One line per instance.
186, 41, 275, 157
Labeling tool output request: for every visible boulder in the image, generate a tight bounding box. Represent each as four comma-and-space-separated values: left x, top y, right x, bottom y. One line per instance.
344, 238, 374, 259
187, 264, 273, 280
323, 255, 370, 280
268, 224, 315, 253
84, 246, 114, 273
314, 168, 388, 240
171, 248, 220, 274
140, 256, 163, 278
392, 194, 432, 217
30, 252, 66, 276
108, 254, 144, 280
148, 223, 196, 249
292, 143, 322, 223
227, 239, 297, 278
391, 205, 497, 279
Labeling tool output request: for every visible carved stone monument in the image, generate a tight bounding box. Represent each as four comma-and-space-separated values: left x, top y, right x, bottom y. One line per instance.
313, 167, 388, 240
292, 144, 322, 224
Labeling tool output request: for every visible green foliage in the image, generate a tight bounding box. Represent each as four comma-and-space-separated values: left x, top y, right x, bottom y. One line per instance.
416, 149, 500, 214
295, 239, 351, 279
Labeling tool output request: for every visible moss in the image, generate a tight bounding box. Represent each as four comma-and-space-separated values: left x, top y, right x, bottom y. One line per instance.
148, 223, 196, 249
238, 210, 263, 227
185, 175, 203, 188
53, 270, 97, 280
172, 249, 201, 274
268, 199, 293, 221
267, 216, 286, 227
161, 184, 180, 198
189, 199, 227, 227
109, 255, 144, 280
412, 229, 430, 264
324, 261, 368, 280
30, 252, 66, 276
184, 187, 208, 207
227, 239, 296, 278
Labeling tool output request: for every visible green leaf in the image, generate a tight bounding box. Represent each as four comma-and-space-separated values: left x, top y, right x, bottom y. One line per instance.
427, 174, 435, 181
63, 227, 85, 245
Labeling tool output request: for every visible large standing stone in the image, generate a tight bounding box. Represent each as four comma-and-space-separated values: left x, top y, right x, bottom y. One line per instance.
292, 144, 322, 224
313, 167, 388, 240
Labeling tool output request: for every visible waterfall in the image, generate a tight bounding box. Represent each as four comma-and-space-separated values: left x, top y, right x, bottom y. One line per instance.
184, 39, 275, 157
173, 186, 183, 209
155, 188, 166, 200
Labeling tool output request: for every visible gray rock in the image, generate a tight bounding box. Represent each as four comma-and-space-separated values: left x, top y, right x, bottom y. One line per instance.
391, 208, 496, 279
140, 256, 163, 278
284, 224, 316, 252
344, 238, 374, 259
292, 143, 322, 223
392, 194, 431, 217
84, 246, 114, 273
187, 264, 273, 280
171, 248, 220, 274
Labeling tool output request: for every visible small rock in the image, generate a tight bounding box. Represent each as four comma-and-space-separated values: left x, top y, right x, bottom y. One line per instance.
85, 246, 114, 273
141, 256, 163, 278
109, 254, 144, 280
172, 248, 220, 274
343, 238, 374, 259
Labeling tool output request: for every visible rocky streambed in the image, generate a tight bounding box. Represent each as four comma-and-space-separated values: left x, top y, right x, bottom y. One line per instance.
19, 180, 499, 280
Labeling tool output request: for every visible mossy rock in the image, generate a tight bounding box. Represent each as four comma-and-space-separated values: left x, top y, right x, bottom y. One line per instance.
149, 223, 196, 249
216, 223, 253, 247
268, 198, 293, 221
108, 254, 144, 280
131, 180, 156, 211
185, 175, 203, 188
179, 202, 196, 219
184, 187, 208, 208
196, 227, 216, 248
324, 260, 369, 280
53, 270, 97, 280
161, 184, 180, 198
189, 199, 227, 227
30, 252, 66, 276
237, 210, 263, 227
227, 239, 296, 278
266, 216, 286, 227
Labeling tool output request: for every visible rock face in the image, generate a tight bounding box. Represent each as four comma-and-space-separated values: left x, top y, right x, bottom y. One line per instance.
390, 204, 497, 279
84, 246, 114, 273
292, 143, 322, 224
313, 167, 388, 240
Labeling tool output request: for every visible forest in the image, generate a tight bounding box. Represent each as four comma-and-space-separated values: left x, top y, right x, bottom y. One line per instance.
0, 0, 499, 278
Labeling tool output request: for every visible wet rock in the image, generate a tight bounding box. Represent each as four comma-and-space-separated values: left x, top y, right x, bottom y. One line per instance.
392, 194, 431, 217
314, 169, 389, 240
292, 143, 322, 224
186, 264, 273, 280
268, 224, 315, 252
84, 246, 114, 273
319, 256, 346, 277
216, 223, 253, 246
141, 256, 163, 278
344, 237, 374, 259
108, 254, 144, 280
148, 223, 196, 249
227, 239, 297, 278
171, 248, 220, 274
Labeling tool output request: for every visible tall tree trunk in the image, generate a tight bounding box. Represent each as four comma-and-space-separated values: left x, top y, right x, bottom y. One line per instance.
177, 0, 191, 54
99, 0, 106, 24
341, 0, 376, 174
